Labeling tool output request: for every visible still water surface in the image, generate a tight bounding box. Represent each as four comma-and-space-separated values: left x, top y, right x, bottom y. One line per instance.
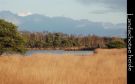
26, 50, 94, 56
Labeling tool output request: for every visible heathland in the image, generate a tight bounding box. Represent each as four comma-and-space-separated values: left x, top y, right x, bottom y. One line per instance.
0, 48, 127, 84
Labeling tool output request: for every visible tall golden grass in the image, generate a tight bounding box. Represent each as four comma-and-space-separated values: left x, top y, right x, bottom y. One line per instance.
0, 49, 127, 84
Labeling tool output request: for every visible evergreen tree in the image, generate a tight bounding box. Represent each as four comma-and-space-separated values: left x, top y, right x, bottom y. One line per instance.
0, 19, 26, 55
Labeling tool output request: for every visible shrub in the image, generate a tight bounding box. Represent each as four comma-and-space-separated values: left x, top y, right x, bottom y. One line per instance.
106, 40, 126, 48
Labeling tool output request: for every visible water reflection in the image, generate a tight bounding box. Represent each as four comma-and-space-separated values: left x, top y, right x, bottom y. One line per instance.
26, 50, 94, 56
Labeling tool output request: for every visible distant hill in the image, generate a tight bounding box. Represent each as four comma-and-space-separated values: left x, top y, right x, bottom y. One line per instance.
0, 11, 126, 37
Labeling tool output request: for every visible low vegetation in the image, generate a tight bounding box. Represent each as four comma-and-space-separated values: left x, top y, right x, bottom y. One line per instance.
0, 49, 127, 84
107, 40, 126, 48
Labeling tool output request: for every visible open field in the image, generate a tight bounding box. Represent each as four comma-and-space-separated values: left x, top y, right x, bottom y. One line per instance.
0, 49, 127, 84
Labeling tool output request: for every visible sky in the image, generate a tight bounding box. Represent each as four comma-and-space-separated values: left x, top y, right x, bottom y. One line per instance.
0, 0, 127, 24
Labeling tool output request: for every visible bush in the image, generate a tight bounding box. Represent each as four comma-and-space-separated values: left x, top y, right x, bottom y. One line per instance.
0, 19, 26, 55
106, 40, 126, 48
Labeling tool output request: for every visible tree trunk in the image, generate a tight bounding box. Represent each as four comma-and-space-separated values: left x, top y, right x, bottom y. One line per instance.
0, 52, 3, 56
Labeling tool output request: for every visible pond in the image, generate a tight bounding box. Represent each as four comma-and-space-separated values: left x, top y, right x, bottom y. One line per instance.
25, 50, 94, 56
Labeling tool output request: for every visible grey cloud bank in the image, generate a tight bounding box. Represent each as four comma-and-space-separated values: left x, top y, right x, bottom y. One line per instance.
77, 0, 127, 11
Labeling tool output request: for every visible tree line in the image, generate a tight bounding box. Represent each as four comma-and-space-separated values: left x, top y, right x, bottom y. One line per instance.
21, 31, 126, 50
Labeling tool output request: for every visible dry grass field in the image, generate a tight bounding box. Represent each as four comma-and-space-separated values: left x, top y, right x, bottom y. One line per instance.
0, 49, 127, 84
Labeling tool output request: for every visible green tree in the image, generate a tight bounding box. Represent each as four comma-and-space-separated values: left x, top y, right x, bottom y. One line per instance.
0, 19, 26, 55
46, 33, 54, 47
106, 40, 126, 48
53, 33, 61, 48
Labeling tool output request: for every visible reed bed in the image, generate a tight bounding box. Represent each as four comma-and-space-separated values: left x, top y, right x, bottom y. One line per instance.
0, 49, 127, 84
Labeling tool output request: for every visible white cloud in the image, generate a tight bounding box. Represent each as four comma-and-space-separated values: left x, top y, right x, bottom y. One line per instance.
18, 11, 32, 16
